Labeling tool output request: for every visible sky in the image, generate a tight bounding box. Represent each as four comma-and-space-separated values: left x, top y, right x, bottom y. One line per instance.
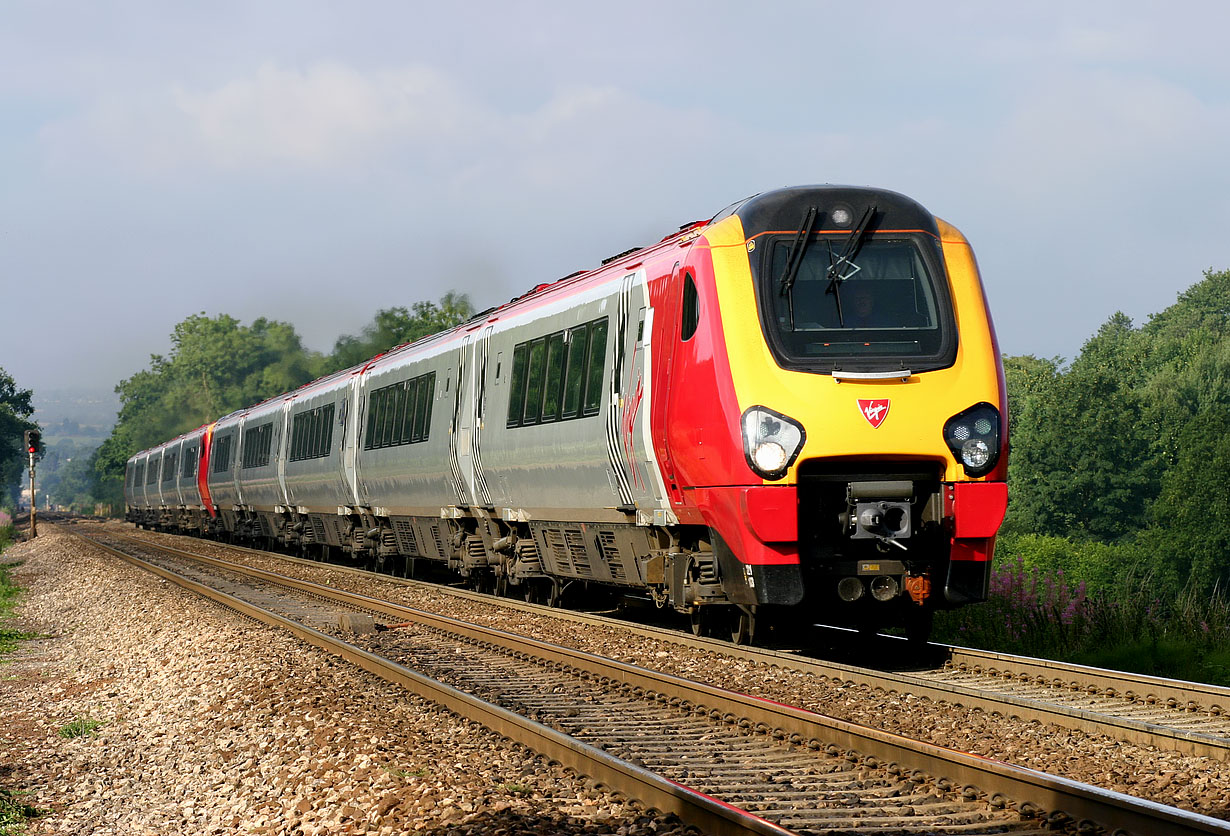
3, 1, 1229, 403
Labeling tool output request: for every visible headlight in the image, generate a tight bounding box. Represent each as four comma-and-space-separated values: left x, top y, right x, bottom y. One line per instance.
741, 406, 806, 480
943, 403, 1001, 477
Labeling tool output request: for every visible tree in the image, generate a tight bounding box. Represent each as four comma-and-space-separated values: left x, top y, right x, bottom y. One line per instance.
326, 292, 473, 371
1002, 313, 1154, 541
92, 314, 319, 499
0, 367, 37, 506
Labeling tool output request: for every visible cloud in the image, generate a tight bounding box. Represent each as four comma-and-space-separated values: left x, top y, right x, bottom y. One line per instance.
41, 61, 481, 174
981, 69, 1230, 200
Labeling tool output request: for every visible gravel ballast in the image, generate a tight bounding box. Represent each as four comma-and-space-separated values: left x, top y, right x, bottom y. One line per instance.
92, 521, 1230, 823
0, 530, 696, 835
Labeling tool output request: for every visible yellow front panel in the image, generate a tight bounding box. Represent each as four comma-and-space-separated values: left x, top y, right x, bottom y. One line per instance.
703, 215, 1002, 484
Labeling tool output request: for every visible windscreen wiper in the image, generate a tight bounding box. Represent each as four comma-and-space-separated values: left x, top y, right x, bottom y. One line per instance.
777, 205, 817, 330
778, 205, 818, 300
825, 204, 877, 326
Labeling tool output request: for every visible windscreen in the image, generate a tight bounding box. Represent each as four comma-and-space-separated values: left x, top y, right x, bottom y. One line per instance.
764, 236, 952, 368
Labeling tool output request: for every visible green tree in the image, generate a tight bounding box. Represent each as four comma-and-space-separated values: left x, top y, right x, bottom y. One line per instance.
326, 292, 473, 371
0, 367, 37, 506
1002, 313, 1153, 541
92, 314, 319, 500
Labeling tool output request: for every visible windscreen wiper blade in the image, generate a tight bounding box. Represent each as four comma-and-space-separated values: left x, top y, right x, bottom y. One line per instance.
825, 204, 877, 326
778, 205, 818, 299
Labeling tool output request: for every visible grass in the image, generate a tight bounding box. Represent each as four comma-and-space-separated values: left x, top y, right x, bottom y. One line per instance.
934, 558, 1230, 685
1, 551, 36, 657
0, 787, 43, 835
57, 716, 104, 739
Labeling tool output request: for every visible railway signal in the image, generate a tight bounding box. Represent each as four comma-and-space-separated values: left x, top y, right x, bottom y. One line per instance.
24, 429, 40, 537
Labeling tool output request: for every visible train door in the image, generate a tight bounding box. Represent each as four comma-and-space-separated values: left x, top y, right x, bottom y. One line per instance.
659, 260, 698, 502
340, 376, 361, 507
471, 326, 495, 508
448, 335, 475, 508
609, 270, 671, 514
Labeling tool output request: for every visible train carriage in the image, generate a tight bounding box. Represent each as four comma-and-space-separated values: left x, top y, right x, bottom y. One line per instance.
125, 184, 1008, 643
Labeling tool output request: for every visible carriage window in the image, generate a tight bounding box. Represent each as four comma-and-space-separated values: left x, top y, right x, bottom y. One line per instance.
162, 452, 178, 482
211, 434, 233, 473
182, 446, 198, 478
507, 315, 608, 428
146, 459, 160, 485
522, 338, 547, 425
583, 318, 608, 416
363, 372, 435, 450
291, 403, 336, 460
241, 422, 274, 469
560, 324, 588, 419
541, 332, 566, 421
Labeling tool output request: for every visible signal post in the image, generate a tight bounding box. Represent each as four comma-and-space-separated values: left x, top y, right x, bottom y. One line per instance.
24, 429, 40, 538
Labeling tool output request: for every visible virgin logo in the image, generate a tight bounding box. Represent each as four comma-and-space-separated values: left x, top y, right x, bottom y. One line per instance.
858, 399, 890, 428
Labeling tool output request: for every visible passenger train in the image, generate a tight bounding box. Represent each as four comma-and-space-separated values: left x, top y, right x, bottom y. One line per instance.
125, 185, 1008, 644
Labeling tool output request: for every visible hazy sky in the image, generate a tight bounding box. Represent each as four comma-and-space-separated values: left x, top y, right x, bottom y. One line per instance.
3, 1, 1229, 397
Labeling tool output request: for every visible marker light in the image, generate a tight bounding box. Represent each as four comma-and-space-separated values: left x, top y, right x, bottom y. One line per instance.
943, 403, 1001, 477
741, 406, 806, 480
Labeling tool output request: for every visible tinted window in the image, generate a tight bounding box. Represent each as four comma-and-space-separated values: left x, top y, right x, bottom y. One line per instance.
583, 318, 608, 416
561, 325, 588, 419
242, 423, 274, 469
681, 273, 699, 341
506, 316, 608, 428
364, 372, 435, 450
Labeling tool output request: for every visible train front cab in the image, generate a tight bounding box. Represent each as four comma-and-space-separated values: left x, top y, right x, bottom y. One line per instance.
661, 186, 1008, 640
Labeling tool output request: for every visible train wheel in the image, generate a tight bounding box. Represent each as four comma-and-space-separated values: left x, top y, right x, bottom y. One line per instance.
523, 580, 544, 605
730, 607, 756, 646
689, 608, 707, 637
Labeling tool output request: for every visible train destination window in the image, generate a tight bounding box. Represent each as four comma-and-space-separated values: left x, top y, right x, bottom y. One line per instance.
763, 235, 955, 373
506, 315, 608, 428
290, 403, 336, 461
363, 371, 435, 450
242, 422, 274, 469
211, 434, 233, 473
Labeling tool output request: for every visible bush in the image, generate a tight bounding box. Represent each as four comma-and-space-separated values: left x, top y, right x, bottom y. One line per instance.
935, 556, 1230, 685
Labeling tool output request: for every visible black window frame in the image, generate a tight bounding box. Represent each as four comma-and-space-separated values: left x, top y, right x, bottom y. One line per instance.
507, 315, 608, 429
363, 371, 436, 451
241, 422, 274, 470
211, 433, 234, 474
162, 451, 178, 483
181, 446, 198, 479
290, 402, 336, 461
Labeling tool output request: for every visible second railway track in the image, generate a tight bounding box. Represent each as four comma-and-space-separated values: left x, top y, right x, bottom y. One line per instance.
65, 523, 1230, 835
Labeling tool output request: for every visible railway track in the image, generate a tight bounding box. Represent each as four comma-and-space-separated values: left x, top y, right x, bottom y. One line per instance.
100, 520, 1230, 762
65, 524, 1230, 835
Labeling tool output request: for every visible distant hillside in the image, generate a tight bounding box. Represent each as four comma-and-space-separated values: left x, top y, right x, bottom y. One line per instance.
32, 388, 119, 437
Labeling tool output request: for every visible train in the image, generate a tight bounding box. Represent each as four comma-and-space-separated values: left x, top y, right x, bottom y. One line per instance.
124, 185, 1008, 644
